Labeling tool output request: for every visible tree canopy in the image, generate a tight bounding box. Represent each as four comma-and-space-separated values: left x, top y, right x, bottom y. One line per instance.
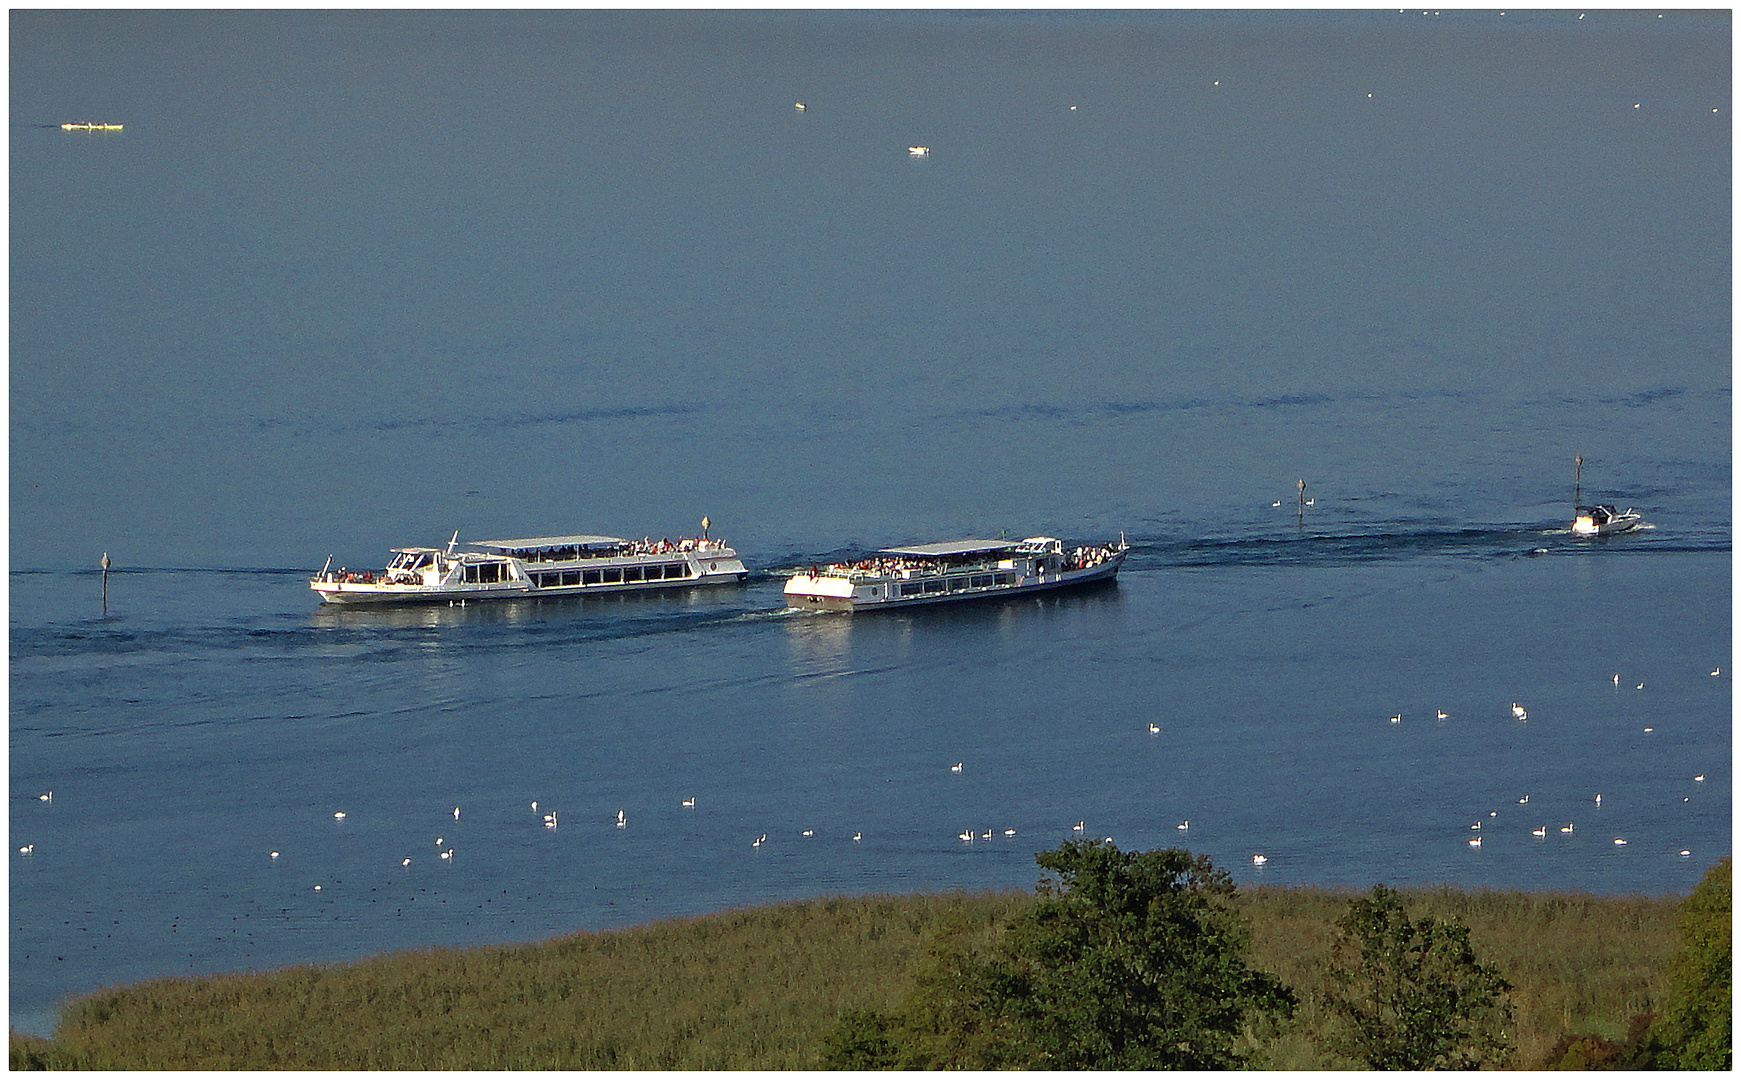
1656, 856, 1731, 1069
824, 841, 1294, 1069
1319, 883, 1512, 1069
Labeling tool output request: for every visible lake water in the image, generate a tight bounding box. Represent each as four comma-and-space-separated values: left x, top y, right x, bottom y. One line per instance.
9, 9, 1730, 1037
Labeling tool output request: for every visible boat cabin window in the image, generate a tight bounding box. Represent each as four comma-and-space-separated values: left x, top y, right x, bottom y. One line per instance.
463, 561, 506, 584
900, 582, 924, 597
583, 569, 602, 585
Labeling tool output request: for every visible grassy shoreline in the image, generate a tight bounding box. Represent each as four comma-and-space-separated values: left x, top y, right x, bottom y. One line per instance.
11, 882, 1684, 1069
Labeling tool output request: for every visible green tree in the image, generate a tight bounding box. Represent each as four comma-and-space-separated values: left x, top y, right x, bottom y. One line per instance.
827, 842, 1295, 1069
1319, 884, 1512, 1069
1655, 856, 1731, 1069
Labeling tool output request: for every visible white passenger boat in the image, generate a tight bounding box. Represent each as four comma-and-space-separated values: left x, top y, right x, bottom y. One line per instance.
311, 529, 748, 606
1572, 504, 1645, 536
783, 535, 1127, 612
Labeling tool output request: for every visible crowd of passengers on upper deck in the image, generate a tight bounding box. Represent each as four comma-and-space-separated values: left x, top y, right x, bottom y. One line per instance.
515, 536, 724, 563
817, 542, 1119, 580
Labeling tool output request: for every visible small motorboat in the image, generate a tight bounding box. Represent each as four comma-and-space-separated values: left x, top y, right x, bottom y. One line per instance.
1572, 504, 1645, 536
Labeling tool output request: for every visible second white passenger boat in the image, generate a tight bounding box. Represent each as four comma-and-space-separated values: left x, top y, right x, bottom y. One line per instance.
312, 529, 748, 606
783, 535, 1128, 612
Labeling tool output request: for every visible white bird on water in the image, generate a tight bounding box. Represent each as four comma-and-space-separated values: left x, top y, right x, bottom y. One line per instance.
19, 844, 33, 855
1252, 854, 1268, 865
959, 829, 974, 842
1148, 723, 1161, 735
1072, 821, 1085, 832
1594, 794, 1602, 806
1561, 823, 1574, 834
1436, 709, 1448, 720
1468, 836, 1482, 848
682, 796, 696, 807
950, 762, 964, 773
1517, 794, 1530, 804
616, 809, 626, 828
441, 848, 454, 860
38, 792, 51, 802
1177, 820, 1190, 831
453, 806, 461, 820
801, 829, 814, 837
1532, 825, 1547, 837
1511, 703, 1528, 720
269, 850, 280, 859
1003, 828, 1016, 836
530, 801, 538, 812
402, 858, 411, 867
752, 834, 766, 847
854, 832, 863, 842
334, 811, 347, 820
1694, 774, 1705, 783
1613, 837, 1628, 846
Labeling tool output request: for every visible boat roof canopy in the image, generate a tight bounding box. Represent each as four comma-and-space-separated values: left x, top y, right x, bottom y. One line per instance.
472, 534, 628, 553
879, 539, 1019, 558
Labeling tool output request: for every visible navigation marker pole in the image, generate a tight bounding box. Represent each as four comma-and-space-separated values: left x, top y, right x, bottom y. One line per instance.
100, 551, 112, 613
1297, 479, 1307, 528
1574, 455, 1584, 508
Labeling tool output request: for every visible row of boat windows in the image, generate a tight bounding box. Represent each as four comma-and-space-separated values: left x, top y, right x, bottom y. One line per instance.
895, 571, 1016, 597
535, 563, 690, 587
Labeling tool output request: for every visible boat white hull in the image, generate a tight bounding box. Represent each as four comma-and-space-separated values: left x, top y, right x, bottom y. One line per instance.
313, 552, 748, 606
785, 551, 1125, 612
1572, 507, 1645, 536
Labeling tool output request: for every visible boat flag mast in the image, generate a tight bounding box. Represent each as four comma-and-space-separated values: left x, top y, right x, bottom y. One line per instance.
1574, 455, 1584, 508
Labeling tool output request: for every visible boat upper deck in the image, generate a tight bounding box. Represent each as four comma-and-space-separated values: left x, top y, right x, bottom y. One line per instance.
469, 534, 731, 563
877, 539, 1021, 558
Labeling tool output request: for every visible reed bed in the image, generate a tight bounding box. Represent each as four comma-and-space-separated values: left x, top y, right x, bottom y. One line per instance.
11, 883, 1683, 1070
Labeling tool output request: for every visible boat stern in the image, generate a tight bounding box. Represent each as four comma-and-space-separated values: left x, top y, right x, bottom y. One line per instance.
784, 572, 863, 610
